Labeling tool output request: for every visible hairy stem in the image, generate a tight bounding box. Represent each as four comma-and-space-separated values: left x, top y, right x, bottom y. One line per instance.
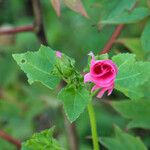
87, 102, 99, 150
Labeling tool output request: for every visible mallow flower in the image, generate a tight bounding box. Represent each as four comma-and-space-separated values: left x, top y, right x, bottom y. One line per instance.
84, 52, 118, 98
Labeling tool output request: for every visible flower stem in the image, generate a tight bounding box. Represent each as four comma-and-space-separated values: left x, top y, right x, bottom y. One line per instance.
87, 102, 100, 150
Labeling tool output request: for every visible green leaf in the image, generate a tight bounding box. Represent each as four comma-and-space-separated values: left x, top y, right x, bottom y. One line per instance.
116, 38, 145, 60
141, 19, 150, 52
21, 128, 64, 150
100, 126, 147, 150
97, 53, 109, 60
112, 100, 150, 129
58, 85, 91, 122
104, 0, 136, 19
101, 7, 150, 25
0, 55, 17, 87
112, 53, 150, 100
13, 45, 60, 90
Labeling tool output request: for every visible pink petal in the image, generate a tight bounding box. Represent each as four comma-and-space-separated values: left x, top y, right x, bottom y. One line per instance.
107, 84, 114, 96
56, 51, 62, 58
84, 73, 91, 83
107, 88, 113, 96
104, 60, 118, 74
92, 78, 114, 88
91, 85, 100, 92
97, 87, 108, 98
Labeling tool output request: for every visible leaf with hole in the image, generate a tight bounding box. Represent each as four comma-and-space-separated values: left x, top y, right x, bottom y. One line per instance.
13, 45, 60, 90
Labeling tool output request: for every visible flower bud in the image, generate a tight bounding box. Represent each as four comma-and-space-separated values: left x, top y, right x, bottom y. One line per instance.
56, 52, 75, 77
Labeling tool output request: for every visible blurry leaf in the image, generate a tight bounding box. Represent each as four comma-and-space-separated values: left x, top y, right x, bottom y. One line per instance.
58, 85, 91, 122
104, 0, 136, 19
0, 55, 17, 87
112, 53, 150, 100
0, 99, 21, 121
101, 7, 150, 24
116, 38, 144, 60
13, 45, 60, 90
97, 53, 109, 60
0, 138, 16, 150
21, 128, 64, 150
112, 100, 150, 129
51, 0, 61, 16
63, 0, 89, 18
100, 126, 147, 150
141, 19, 150, 52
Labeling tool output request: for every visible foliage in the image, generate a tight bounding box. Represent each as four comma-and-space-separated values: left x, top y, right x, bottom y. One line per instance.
112, 100, 150, 129
58, 85, 91, 122
13, 46, 60, 90
112, 53, 150, 100
100, 126, 147, 150
21, 127, 64, 150
0, 0, 150, 150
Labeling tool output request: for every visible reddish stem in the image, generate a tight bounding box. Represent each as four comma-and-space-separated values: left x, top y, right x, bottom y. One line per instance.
0, 130, 21, 150
100, 24, 124, 54
0, 25, 34, 35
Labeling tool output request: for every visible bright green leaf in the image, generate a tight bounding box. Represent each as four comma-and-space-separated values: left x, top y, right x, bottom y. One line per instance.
141, 19, 150, 52
21, 128, 64, 150
58, 85, 91, 122
112, 100, 150, 129
100, 126, 147, 150
112, 53, 150, 100
13, 45, 60, 90
101, 7, 150, 25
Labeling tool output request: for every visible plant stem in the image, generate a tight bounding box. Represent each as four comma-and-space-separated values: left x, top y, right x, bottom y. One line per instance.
100, 24, 124, 54
0, 25, 34, 35
0, 130, 21, 150
87, 102, 100, 150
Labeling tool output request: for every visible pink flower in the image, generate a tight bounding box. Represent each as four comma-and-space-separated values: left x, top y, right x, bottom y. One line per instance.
84, 53, 118, 98
56, 51, 62, 58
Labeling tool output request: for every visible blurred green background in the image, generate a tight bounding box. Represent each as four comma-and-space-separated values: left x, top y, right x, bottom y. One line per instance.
0, 0, 150, 150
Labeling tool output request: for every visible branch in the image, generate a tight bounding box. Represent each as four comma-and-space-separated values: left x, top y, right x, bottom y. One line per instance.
0, 130, 21, 150
0, 25, 33, 35
31, 0, 48, 45
100, 24, 124, 54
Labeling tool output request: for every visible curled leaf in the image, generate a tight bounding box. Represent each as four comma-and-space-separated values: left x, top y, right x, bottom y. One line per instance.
51, 0, 61, 16
63, 0, 89, 18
